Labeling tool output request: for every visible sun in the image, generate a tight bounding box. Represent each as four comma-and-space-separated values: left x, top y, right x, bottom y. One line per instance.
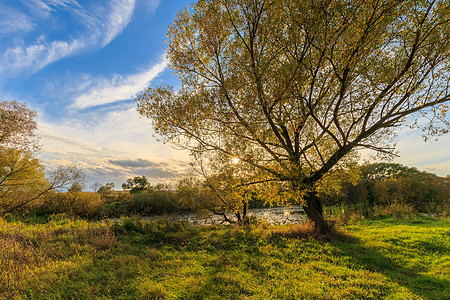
231, 157, 240, 164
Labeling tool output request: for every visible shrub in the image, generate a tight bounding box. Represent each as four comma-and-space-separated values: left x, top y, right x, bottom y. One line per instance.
37, 192, 104, 218
103, 192, 132, 217
129, 190, 185, 215
374, 202, 417, 219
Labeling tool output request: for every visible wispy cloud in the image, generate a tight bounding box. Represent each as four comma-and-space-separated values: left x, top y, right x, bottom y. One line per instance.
109, 158, 179, 179
101, 0, 136, 46
0, 4, 34, 34
2, 39, 85, 74
18, 0, 82, 18
393, 130, 450, 176
109, 158, 168, 169
71, 56, 167, 109
0, 0, 159, 77
37, 105, 189, 186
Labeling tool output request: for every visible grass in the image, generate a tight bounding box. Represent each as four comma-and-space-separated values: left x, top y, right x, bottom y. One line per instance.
0, 215, 448, 299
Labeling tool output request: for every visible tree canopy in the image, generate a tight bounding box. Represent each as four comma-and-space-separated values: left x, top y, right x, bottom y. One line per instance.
0, 100, 39, 151
0, 100, 85, 215
136, 0, 450, 233
122, 176, 151, 194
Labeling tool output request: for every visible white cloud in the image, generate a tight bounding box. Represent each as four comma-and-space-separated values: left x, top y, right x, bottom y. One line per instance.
71, 56, 167, 109
102, 0, 136, 46
0, 0, 159, 77
360, 128, 450, 176
18, 0, 81, 18
0, 5, 34, 34
37, 105, 189, 186
2, 39, 85, 74
393, 130, 450, 176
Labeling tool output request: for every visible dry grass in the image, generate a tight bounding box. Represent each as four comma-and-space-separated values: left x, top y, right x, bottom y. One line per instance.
75, 224, 116, 250
1, 215, 448, 299
269, 220, 357, 243
374, 203, 417, 219
0, 217, 115, 298
270, 220, 317, 238
330, 210, 366, 225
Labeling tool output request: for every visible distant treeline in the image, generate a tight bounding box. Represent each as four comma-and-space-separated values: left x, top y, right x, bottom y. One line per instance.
1, 163, 448, 220
27, 181, 187, 219
318, 163, 449, 216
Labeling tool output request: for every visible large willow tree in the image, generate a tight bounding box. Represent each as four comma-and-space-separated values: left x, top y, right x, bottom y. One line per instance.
136, 0, 449, 233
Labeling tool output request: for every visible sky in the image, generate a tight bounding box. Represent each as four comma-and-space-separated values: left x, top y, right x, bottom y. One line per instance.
0, 0, 449, 190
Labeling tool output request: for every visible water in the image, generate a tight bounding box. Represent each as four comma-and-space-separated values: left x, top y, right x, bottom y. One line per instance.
128, 206, 306, 225
247, 206, 306, 225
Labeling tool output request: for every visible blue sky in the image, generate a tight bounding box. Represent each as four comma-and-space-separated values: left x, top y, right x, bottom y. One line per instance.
0, 0, 449, 189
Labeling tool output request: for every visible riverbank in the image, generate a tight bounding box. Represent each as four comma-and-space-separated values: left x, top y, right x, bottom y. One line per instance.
110, 206, 306, 225
1, 216, 448, 299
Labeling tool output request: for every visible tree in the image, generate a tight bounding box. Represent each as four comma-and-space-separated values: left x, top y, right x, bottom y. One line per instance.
176, 172, 247, 223
136, 0, 450, 233
197, 156, 252, 223
0, 148, 48, 212
360, 162, 450, 210
90, 182, 102, 193
122, 176, 150, 194
0, 100, 39, 151
68, 182, 85, 193
97, 182, 115, 199
0, 100, 85, 215
1, 163, 85, 215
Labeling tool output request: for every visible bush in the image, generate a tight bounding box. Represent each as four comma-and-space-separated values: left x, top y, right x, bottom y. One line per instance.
374, 202, 417, 219
128, 190, 185, 215
415, 199, 450, 217
103, 192, 132, 217
37, 191, 104, 218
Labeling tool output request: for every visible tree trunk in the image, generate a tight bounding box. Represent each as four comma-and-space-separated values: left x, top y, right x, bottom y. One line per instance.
235, 211, 242, 223
302, 191, 330, 234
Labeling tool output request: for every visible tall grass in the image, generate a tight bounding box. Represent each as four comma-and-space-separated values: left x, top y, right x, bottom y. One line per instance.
1, 215, 448, 299
0, 215, 115, 298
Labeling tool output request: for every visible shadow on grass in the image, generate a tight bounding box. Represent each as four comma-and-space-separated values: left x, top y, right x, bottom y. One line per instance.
122, 221, 449, 299
7, 218, 448, 299
329, 232, 449, 299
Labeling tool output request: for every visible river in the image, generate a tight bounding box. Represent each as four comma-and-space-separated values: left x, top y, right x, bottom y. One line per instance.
129, 206, 306, 225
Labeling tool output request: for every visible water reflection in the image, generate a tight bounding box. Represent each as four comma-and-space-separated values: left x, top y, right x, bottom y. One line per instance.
248, 206, 306, 225
135, 206, 306, 225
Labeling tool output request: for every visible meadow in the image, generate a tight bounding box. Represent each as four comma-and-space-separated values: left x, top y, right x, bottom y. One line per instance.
1, 214, 448, 299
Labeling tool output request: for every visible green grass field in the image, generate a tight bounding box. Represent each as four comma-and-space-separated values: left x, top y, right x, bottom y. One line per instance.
1, 215, 448, 299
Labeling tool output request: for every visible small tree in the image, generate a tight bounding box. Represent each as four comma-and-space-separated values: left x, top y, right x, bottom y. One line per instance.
1, 164, 85, 215
90, 182, 102, 193
122, 176, 150, 194
0, 100, 85, 215
191, 152, 263, 223
68, 182, 85, 193
1, 100, 42, 204
0, 100, 39, 151
176, 173, 245, 223
97, 183, 115, 199
137, 0, 449, 233
0, 148, 48, 212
